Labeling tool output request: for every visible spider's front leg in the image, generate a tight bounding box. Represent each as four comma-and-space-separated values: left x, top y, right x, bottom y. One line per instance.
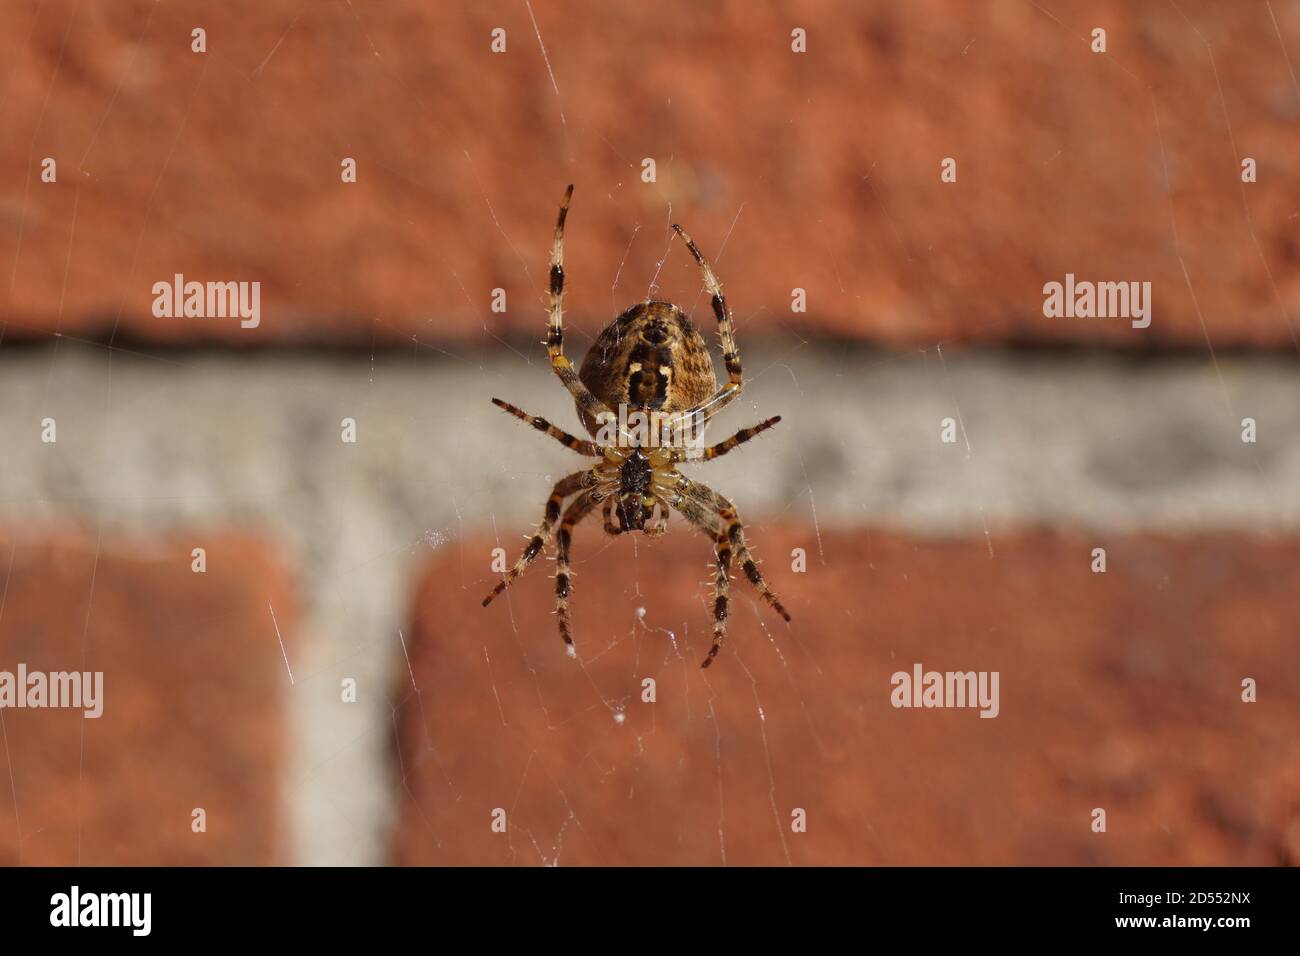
705, 524, 733, 667
668, 477, 791, 667
554, 490, 600, 655
482, 470, 593, 607
680, 478, 791, 624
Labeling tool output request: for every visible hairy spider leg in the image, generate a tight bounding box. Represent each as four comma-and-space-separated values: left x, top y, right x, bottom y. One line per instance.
546, 185, 615, 429
670, 415, 781, 463
671, 480, 791, 667
669, 225, 744, 433
490, 397, 601, 456
555, 490, 601, 654
482, 471, 592, 607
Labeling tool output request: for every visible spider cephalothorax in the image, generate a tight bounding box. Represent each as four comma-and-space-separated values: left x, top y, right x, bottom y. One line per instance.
483, 185, 790, 668
614, 448, 655, 532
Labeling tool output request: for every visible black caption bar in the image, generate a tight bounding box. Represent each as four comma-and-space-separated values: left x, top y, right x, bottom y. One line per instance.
0, 866, 1290, 942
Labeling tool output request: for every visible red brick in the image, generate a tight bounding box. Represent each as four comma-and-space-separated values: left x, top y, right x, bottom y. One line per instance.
0, 531, 298, 865
1, 1, 1296, 349
396, 528, 1299, 865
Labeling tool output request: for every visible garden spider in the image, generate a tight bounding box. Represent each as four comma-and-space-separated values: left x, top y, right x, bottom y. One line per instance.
482, 185, 790, 668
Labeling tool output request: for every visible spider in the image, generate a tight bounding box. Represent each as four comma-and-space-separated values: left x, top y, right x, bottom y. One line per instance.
482, 185, 790, 668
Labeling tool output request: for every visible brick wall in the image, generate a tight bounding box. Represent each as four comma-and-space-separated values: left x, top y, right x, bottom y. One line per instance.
0, 1, 1296, 866
2, 0, 1297, 347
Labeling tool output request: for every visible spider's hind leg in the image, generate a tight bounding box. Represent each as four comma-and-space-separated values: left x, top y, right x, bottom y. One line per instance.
544, 185, 613, 428
669, 225, 744, 432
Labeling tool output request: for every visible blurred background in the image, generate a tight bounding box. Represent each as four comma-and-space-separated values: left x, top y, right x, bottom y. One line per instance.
0, 0, 1297, 866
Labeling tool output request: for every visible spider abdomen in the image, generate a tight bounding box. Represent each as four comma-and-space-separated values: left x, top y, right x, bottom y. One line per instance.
576, 301, 718, 438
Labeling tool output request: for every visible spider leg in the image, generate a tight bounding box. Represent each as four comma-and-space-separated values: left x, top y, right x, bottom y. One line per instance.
482, 470, 592, 607
668, 225, 744, 434
705, 525, 732, 667
730, 534, 790, 623
546, 185, 613, 427
670, 416, 781, 463
491, 398, 600, 456
681, 478, 791, 622
555, 490, 600, 655
665, 495, 731, 666
671, 480, 791, 667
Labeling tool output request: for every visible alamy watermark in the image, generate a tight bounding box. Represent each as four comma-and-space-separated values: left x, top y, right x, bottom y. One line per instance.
891, 663, 999, 718
594, 404, 707, 455
151, 273, 261, 329
0, 663, 103, 718
50, 886, 150, 936
1043, 273, 1151, 329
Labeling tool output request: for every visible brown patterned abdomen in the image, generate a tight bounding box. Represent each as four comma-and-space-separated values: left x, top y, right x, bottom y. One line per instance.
576, 301, 718, 437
